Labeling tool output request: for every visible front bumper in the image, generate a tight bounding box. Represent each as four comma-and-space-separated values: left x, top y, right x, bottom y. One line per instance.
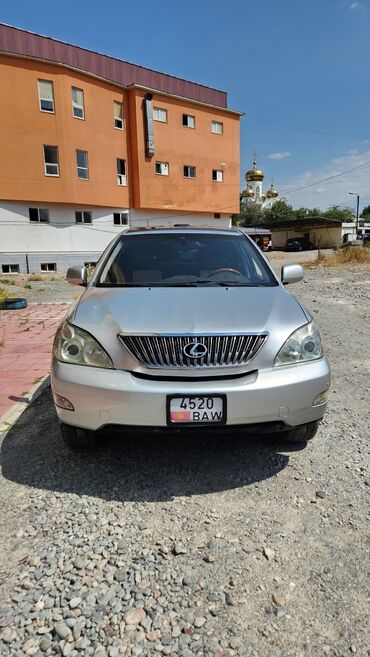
51, 357, 331, 431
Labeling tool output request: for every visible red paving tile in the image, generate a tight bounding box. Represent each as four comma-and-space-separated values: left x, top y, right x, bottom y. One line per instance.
0, 304, 68, 417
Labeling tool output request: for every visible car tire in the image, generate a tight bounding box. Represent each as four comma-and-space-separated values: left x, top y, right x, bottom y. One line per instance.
1, 297, 28, 310
60, 423, 95, 449
281, 421, 319, 444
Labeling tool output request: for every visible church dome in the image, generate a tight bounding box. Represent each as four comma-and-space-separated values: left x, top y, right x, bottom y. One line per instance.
266, 182, 279, 198
245, 158, 264, 182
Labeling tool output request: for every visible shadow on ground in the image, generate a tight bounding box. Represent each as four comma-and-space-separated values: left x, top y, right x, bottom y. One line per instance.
0, 388, 297, 502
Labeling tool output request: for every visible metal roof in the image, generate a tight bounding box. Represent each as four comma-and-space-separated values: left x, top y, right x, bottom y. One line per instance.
267, 217, 343, 230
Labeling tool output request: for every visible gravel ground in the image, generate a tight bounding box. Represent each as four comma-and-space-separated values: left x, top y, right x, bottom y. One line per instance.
0, 264, 369, 657
0, 275, 81, 305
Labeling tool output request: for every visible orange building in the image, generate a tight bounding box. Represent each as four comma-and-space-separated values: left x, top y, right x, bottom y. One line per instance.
0, 24, 241, 273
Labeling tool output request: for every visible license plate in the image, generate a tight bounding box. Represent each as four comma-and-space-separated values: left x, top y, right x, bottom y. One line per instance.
167, 395, 226, 425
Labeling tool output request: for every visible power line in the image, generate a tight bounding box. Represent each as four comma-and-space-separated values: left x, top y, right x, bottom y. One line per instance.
281, 160, 370, 195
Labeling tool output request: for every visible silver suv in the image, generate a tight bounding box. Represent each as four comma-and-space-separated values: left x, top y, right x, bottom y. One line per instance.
51, 227, 330, 448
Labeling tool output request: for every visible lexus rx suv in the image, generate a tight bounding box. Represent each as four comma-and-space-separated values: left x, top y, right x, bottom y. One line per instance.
51, 227, 330, 448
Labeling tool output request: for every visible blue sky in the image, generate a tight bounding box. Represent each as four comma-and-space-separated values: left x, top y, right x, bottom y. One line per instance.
2, 0, 369, 211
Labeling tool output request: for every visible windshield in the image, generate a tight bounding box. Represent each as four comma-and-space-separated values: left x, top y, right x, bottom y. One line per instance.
97, 232, 278, 287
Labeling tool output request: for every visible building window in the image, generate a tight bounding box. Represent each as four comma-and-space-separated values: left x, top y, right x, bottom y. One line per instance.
153, 107, 168, 123
72, 87, 85, 119
155, 161, 169, 176
41, 263, 56, 272
113, 101, 123, 129
38, 80, 54, 113
182, 114, 195, 128
76, 150, 89, 179
211, 121, 223, 135
117, 159, 127, 186
29, 208, 50, 223
2, 264, 20, 274
184, 165, 196, 179
212, 169, 223, 182
43, 145, 59, 176
113, 212, 128, 226
214, 213, 221, 219
75, 211, 92, 224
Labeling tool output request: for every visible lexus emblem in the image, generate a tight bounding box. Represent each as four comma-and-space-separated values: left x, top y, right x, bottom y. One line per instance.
183, 342, 208, 359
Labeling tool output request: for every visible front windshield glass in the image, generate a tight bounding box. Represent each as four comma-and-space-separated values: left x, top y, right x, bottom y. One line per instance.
97, 232, 277, 287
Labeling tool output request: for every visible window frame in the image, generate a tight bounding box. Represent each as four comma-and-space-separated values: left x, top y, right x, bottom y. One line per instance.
153, 107, 168, 123
116, 159, 127, 186
76, 150, 89, 180
155, 161, 169, 176
212, 169, 224, 183
40, 263, 57, 272
71, 87, 85, 120
182, 113, 195, 129
75, 211, 92, 224
113, 212, 129, 226
43, 145, 59, 177
29, 208, 50, 223
211, 120, 224, 135
183, 165, 196, 179
38, 79, 55, 113
113, 101, 124, 130
2, 264, 20, 274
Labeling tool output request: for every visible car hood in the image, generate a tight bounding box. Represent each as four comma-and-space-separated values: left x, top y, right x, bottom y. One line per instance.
68, 285, 309, 371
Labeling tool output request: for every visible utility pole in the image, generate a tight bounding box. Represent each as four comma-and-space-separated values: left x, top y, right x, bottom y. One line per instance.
349, 192, 360, 237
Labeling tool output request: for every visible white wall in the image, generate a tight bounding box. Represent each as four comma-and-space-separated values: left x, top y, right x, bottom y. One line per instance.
0, 202, 127, 253
0, 202, 232, 254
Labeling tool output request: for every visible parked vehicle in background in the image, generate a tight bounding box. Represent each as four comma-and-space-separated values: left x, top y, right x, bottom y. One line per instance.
51, 227, 330, 449
341, 233, 363, 247
363, 234, 370, 247
285, 237, 314, 251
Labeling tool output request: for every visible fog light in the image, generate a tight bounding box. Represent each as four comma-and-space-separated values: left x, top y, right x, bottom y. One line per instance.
53, 393, 74, 411
313, 389, 330, 406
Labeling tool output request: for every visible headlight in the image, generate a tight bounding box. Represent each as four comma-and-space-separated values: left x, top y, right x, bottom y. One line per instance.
274, 321, 323, 366
53, 321, 113, 368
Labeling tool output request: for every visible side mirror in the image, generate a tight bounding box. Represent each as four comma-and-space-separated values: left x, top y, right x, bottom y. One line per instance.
281, 263, 304, 285
66, 266, 87, 287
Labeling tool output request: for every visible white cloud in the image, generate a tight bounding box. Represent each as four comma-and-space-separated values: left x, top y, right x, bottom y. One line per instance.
281, 150, 370, 209
267, 151, 291, 160
347, 149, 359, 155
349, 1, 362, 9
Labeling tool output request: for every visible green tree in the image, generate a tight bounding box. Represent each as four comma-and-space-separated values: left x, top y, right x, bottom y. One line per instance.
232, 203, 265, 226
263, 200, 295, 223
321, 205, 353, 220
295, 207, 311, 218
361, 204, 370, 218
295, 206, 322, 218
308, 207, 322, 217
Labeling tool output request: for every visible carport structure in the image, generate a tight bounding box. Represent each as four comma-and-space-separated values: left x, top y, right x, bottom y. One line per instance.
269, 217, 342, 249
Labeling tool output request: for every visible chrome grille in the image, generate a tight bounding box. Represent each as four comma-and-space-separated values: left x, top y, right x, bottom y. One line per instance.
119, 334, 267, 368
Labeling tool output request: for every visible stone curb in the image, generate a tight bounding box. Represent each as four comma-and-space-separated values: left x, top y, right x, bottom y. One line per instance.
0, 375, 50, 438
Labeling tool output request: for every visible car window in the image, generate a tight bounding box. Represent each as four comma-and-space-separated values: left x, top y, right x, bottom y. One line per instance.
98, 233, 278, 287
